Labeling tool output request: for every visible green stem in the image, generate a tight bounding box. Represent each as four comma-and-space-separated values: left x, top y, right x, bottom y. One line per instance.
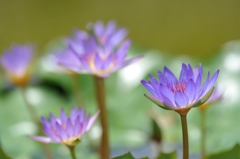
67, 146, 77, 159
20, 87, 39, 124
20, 87, 53, 159
180, 114, 189, 159
200, 110, 207, 159
93, 76, 110, 159
71, 75, 83, 106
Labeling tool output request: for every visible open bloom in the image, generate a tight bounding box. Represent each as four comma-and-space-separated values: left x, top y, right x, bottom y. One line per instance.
0, 44, 33, 86
141, 63, 219, 110
29, 107, 99, 146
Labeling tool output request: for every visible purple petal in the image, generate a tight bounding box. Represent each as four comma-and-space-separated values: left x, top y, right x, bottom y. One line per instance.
159, 93, 176, 109
148, 74, 159, 84
159, 84, 175, 104
141, 80, 158, 97
198, 71, 210, 99
28, 136, 53, 143
86, 111, 99, 131
194, 73, 202, 99
93, 53, 103, 70
174, 92, 189, 108
179, 63, 188, 82
66, 118, 75, 138
204, 70, 220, 96
55, 122, 68, 141
60, 109, 67, 124
110, 28, 128, 46
191, 87, 214, 108
105, 21, 116, 37
117, 56, 143, 70
163, 67, 178, 83
70, 107, 78, 122
73, 115, 81, 136
144, 94, 173, 110
94, 21, 104, 37
43, 127, 60, 142
41, 117, 50, 128
158, 70, 168, 84
185, 79, 196, 103
50, 113, 58, 126
115, 40, 131, 57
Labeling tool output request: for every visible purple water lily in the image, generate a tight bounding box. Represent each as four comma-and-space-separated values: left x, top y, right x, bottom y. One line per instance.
141, 63, 220, 110
55, 21, 142, 78
29, 107, 99, 146
0, 44, 33, 86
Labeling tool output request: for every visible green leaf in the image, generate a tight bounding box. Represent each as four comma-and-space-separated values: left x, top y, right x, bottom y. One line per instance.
156, 151, 177, 159
113, 152, 135, 159
150, 117, 162, 144
208, 144, 240, 159
0, 142, 12, 159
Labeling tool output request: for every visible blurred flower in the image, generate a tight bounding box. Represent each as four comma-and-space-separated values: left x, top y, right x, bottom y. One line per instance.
87, 20, 128, 51
199, 88, 223, 111
0, 44, 34, 86
141, 63, 219, 110
54, 21, 142, 78
29, 107, 99, 146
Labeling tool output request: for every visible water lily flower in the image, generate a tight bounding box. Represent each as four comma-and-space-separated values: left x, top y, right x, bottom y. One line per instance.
141, 63, 219, 110
0, 44, 34, 86
55, 22, 142, 78
29, 107, 99, 146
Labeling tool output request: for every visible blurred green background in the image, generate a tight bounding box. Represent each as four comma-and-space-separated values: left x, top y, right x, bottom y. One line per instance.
1, 0, 240, 159
1, 0, 240, 58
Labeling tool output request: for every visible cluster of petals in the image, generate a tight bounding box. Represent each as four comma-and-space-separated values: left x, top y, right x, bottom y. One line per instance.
0, 44, 34, 85
141, 63, 219, 110
54, 20, 142, 78
29, 107, 99, 146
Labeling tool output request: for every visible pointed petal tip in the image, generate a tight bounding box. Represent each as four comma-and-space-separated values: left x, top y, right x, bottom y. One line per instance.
141, 79, 146, 84
28, 136, 52, 143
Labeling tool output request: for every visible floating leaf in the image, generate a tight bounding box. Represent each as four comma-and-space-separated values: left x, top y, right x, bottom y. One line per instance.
156, 151, 177, 159
208, 144, 240, 159
0, 141, 12, 159
113, 152, 135, 159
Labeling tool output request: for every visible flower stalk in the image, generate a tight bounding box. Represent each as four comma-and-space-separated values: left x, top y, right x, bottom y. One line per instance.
176, 108, 190, 159
71, 74, 83, 106
200, 109, 207, 159
67, 145, 77, 159
180, 114, 189, 159
94, 76, 109, 159
20, 86, 53, 159
20, 87, 39, 124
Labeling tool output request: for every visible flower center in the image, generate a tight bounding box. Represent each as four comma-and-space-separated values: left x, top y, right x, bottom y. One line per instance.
89, 53, 116, 76
168, 82, 186, 94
